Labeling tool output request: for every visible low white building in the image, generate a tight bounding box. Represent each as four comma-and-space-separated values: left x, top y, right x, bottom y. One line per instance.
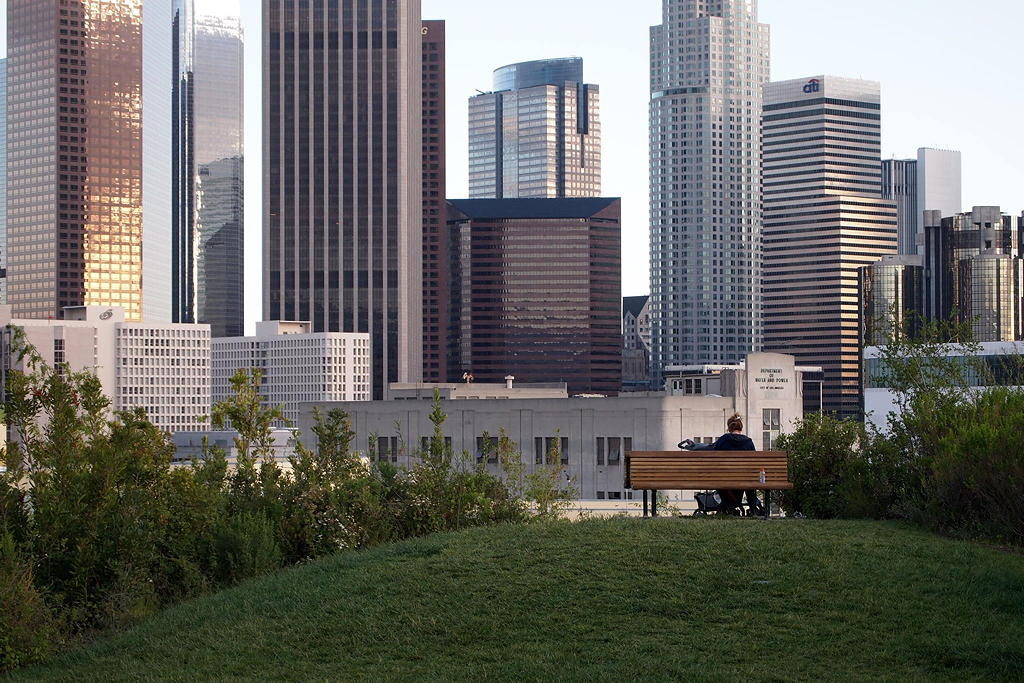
864, 342, 1024, 432
171, 429, 300, 469
211, 321, 371, 425
0, 305, 211, 433
298, 353, 814, 500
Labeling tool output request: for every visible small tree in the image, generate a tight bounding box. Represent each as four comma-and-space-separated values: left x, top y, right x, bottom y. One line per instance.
525, 432, 577, 520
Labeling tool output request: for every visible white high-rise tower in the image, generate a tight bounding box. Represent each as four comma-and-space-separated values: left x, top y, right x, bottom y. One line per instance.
649, 0, 770, 378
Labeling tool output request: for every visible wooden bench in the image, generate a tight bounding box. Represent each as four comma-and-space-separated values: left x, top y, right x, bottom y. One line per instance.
624, 450, 793, 518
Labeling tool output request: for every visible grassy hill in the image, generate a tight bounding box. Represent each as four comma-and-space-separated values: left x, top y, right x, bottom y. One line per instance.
16, 519, 1024, 681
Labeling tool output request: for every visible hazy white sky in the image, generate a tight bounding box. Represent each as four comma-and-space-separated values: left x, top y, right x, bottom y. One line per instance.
3, 0, 1023, 327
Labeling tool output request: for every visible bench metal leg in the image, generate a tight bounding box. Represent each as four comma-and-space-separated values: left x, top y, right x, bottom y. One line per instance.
764, 490, 771, 520
642, 490, 649, 518
652, 490, 658, 518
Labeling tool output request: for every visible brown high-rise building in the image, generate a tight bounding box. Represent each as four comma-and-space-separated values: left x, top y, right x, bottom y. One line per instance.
421, 19, 447, 383
762, 76, 897, 418
446, 198, 622, 395
263, 0, 423, 399
7, 0, 144, 321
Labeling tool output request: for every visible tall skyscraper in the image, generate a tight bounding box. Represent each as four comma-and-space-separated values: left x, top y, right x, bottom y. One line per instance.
881, 148, 962, 256
263, 0, 423, 399
468, 57, 600, 199
649, 0, 770, 377
762, 76, 898, 417
447, 198, 622, 395
421, 19, 447, 383
172, 0, 244, 338
881, 158, 918, 255
0, 59, 7, 305
7, 0, 144, 321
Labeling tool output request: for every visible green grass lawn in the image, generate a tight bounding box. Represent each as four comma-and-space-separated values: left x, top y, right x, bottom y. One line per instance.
15, 518, 1024, 681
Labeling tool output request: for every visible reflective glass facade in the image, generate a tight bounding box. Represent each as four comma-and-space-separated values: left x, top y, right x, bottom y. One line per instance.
923, 206, 1023, 342
447, 198, 622, 395
859, 256, 924, 347
493, 57, 583, 92
7, 0, 143, 321
172, 0, 244, 338
263, 0, 423, 399
469, 58, 600, 199
649, 0, 770, 374
959, 255, 1021, 342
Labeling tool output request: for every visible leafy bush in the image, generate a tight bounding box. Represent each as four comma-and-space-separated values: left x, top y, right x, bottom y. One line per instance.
0, 531, 57, 672
923, 388, 1024, 545
781, 315, 1024, 545
775, 415, 913, 519
211, 512, 283, 585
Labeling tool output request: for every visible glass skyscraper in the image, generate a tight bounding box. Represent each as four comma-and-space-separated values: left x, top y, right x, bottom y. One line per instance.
263, 0, 424, 399
7, 0, 144, 321
859, 255, 925, 347
923, 206, 1023, 342
468, 57, 600, 199
649, 0, 770, 376
172, 0, 244, 338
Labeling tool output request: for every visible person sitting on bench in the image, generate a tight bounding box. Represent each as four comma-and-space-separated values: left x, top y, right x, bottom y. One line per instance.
711, 415, 765, 516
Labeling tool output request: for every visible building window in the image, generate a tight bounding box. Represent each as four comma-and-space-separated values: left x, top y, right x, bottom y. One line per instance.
375, 436, 400, 463
596, 437, 632, 466
420, 436, 452, 455
596, 491, 606, 500
608, 492, 622, 500
535, 436, 569, 465
607, 437, 622, 465
476, 435, 498, 464
762, 409, 781, 450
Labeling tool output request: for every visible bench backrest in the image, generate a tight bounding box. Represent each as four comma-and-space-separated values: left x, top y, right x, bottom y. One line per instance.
624, 450, 791, 490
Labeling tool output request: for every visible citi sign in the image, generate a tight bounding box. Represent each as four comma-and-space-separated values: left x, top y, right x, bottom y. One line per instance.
803, 78, 821, 94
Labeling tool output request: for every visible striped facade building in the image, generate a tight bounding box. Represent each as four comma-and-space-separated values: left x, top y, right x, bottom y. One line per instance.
762, 76, 897, 417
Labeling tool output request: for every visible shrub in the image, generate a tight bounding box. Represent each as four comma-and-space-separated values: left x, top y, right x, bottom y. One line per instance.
775, 414, 913, 520
0, 531, 57, 672
924, 388, 1024, 545
211, 512, 283, 585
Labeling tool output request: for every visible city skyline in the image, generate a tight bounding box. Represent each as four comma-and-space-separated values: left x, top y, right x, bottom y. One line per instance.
1, 0, 1022, 331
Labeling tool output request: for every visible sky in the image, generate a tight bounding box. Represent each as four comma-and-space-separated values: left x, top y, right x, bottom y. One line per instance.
3, 0, 1023, 329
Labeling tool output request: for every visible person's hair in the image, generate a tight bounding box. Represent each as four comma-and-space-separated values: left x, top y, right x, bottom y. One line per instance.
727, 414, 744, 433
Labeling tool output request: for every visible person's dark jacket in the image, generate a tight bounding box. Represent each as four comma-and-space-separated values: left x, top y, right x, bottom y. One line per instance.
711, 432, 755, 451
